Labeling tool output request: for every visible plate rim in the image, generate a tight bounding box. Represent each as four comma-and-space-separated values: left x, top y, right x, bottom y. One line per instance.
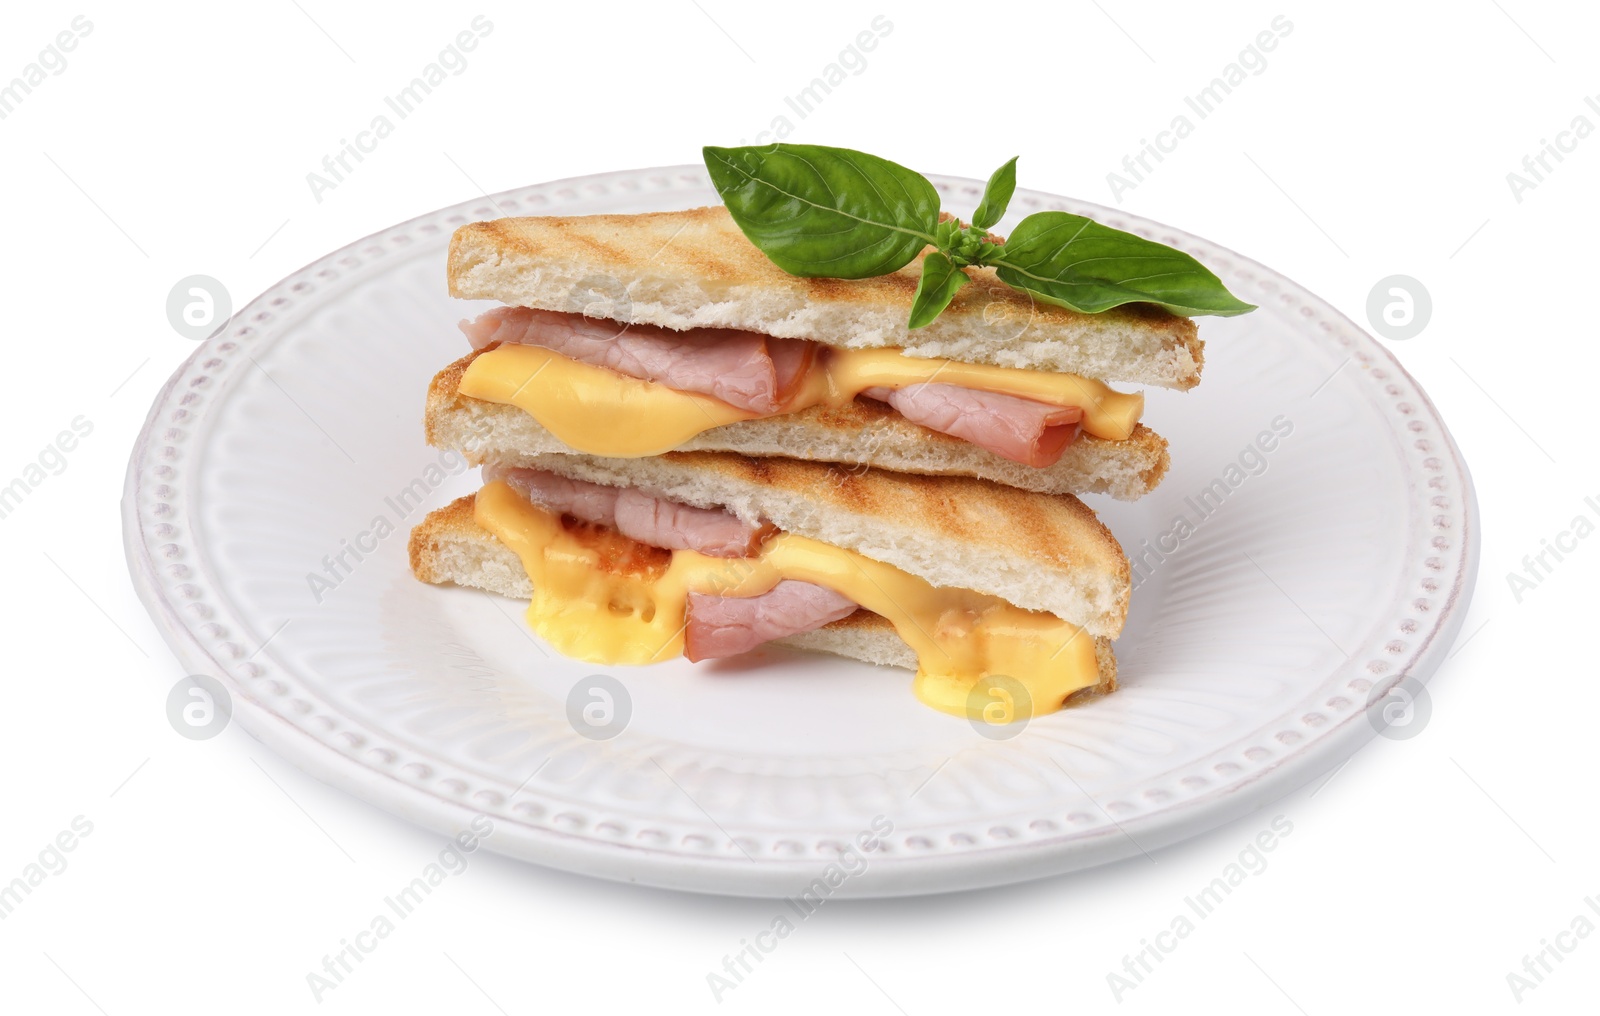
122, 164, 1480, 897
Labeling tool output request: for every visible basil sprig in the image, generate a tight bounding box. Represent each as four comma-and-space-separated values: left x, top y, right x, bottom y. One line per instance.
703, 143, 1255, 329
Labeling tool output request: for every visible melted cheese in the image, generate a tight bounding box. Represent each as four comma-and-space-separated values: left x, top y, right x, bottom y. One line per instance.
474, 479, 1100, 720
459, 343, 1143, 459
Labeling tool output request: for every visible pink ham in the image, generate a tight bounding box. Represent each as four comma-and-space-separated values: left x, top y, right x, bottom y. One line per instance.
460, 307, 813, 413
861, 384, 1085, 467
486, 465, 772, 558
684, 581, 858, 662
485, 464, 620, 521
612, 490, 776, 559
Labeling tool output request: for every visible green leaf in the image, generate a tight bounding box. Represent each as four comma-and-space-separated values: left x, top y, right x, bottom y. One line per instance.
991, 211, 1256, 317
970, 156, 1018, 231
908, 251, 970, 329
703, 144, 941, 279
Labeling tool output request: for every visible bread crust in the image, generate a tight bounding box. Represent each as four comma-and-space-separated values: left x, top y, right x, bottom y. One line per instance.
446, 206, 1204, 389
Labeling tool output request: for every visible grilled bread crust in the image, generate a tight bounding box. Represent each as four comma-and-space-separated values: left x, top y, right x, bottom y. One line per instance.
447, 206, 1204, 389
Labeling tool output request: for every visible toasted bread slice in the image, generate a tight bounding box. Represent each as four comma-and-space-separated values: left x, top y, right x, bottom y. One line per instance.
409, 493, 1118, 700
448, 206, 1204, 389
421, 447, 1129, 636
425, 350, 1170, 500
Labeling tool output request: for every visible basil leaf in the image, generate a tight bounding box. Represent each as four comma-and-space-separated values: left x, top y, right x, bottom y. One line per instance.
703, 144, 941, 279
991, 211, 1256, 317
970, 156, 1018, 231
908, 251, 970, 329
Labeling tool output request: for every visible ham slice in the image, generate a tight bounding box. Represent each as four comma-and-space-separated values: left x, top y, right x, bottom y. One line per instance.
486, 465, 774, 558
460, 307, 813, 413
684, 581, 859, 662
612, 490, 776, 559
861, 384, 1084, 468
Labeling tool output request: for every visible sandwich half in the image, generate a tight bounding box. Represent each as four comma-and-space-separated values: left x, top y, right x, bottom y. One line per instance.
433, 206, 1195, 499
409, 452, 1127, 719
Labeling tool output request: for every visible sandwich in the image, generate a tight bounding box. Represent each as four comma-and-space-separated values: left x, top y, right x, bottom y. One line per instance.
431, 204, 1200, 500
408, 144, 1250, 720
409, 450, 1126, 718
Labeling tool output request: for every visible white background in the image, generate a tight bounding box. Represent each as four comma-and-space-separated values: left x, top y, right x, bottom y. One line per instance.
2, 1, 1596, 1013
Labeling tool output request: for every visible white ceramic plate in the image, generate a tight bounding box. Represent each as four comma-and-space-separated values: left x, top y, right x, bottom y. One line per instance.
123, 166, 1478, 898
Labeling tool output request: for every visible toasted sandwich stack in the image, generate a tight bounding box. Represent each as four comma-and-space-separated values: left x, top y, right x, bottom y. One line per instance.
410, 206, 1206, 719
